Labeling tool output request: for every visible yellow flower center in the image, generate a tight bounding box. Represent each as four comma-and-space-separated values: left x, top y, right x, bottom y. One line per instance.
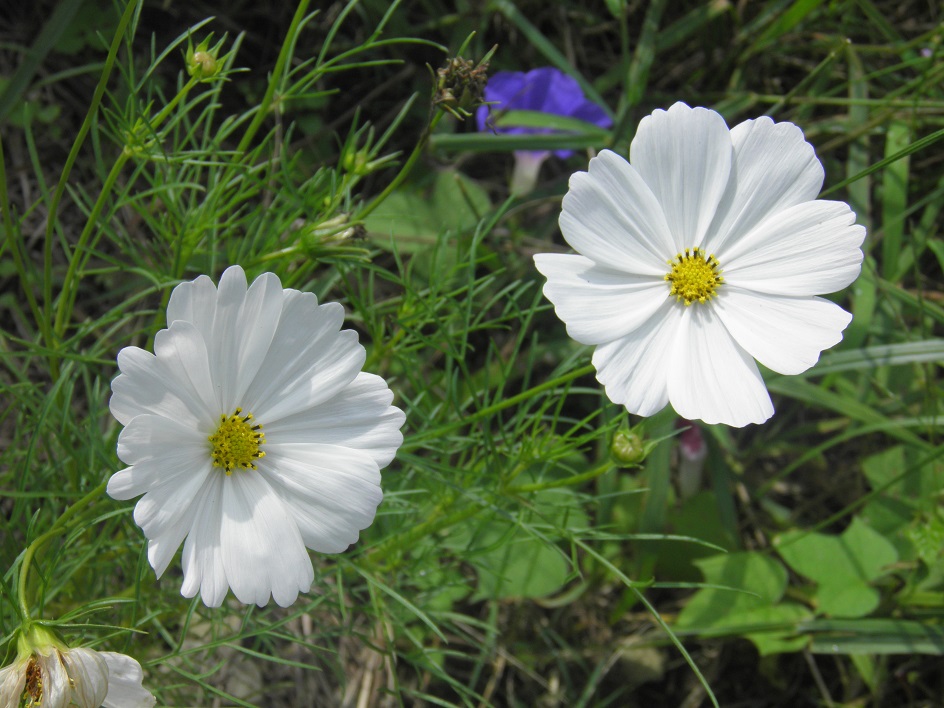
665, 247, 724, 305
208, 408, 265, 475
23, 658, 42, 705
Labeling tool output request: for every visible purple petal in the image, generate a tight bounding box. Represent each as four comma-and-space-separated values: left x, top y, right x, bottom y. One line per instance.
478, 67, 612, 155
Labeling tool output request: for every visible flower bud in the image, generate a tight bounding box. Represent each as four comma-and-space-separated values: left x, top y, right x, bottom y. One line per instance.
185, 35, 225, 81
432, 44, 497, 119
611, 426, 647, 466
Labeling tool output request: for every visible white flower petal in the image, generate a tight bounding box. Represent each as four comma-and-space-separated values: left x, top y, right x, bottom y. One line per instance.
591, 300, 682, 416
180, 474, 228, 607
166, 272, 218, 332
722, 200, 865, 296
207, 266, 249, 410
558, 150, 674, 274
264, 372, 405, 468
131, 461, 212, 549
152, 322, 221, 417
223, 271, 283, 409
534, 253, 669, 344
715, 288, 852, 375
245, 292, 366, 422
114, 412, 206, 468
667, 307, 773, 426
61, 648, 108, 708
146, 488, 203, 579
36, 650, 72, 708
110, 346, 205, 428
0, 659, 27, 707
630, 102, 733, 250
220, 473, 314, 607
112, 267, 403, 607
263, 444, 382, 553
702, 116, 824, 255
99, 652, 156, 708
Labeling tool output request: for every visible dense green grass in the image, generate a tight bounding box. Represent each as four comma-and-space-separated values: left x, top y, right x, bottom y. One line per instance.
2, 0, 943, 705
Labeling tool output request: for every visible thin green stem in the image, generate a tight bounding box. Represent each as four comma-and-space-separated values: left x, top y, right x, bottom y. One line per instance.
369, 501, 483, 565
506, 461, 613, 494
0, 137, 45, 335
357, 110, 445, 221
235, 0, 311, 154
52, 153, 130, 342
403, 363, 595, 451
17, 481, 108, 621
52, 76, 199, 347
42, 0, 139, 375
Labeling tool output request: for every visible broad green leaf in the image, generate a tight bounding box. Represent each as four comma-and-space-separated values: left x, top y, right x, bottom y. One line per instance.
364, 170, 490, 250
676, 552, 788, 628
776, 518, 898, 618
862, 445, 944, 503
675, 552, 811, 655
444, 486, 589, 601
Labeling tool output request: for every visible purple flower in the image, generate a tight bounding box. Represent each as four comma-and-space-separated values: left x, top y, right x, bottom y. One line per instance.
476, 67, 612, 159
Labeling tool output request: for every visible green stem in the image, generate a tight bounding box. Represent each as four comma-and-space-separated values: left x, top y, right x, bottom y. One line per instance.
357, 110, 445, 221
369, 501, 482, 564
506, 461, 613, 494
52, 152, 130, 341
369, 461, 613, 568
236, 0, 311, 155
0, 137, 45, 336
52, 75, 199, 345
43, 0, 140, 379
403, 363, 596, 451
17, 481, 108, 621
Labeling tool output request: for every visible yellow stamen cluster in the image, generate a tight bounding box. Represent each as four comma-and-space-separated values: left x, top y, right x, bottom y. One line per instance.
665, 247, 724, 305
24, 658, 42, 704
208, 408, 265, 475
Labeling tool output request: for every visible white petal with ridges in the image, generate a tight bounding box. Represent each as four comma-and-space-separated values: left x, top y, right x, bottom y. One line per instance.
630, 102, 733, 250
264, 372, 405, 468
246, 292, 366, 422
115, 412, 206, 466
110, 346, 206, 428
62, 648, 108, 708
111, 267, 404, 607
534, 253, 670, 344
714, 288, 852, 375
667, 307, 773, 426
180, 474, 228, 607
131, 460, 211, 547
558, 150, 675, 274
220, 472, 313, 607
152, 323, 220, 417
37, 649, 71, 708
206, 266, 249, 410
100, 652, 156, 708
263, 443, 382, 553
702, 116, 824, 255
591, 300, 682, 416
0, 659, 26, 707
167, 272, 217, 332
224, 271, 283, 409
722, 200, 865, 296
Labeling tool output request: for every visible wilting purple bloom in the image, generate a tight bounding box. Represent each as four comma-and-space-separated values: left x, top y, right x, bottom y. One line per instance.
675, 418, 707, 500
476, 67, 611, 193
476, 67, 612, 159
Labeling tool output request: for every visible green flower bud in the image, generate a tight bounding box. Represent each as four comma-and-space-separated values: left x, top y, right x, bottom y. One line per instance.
611, 426, 647, 466
185, 35, 226, 82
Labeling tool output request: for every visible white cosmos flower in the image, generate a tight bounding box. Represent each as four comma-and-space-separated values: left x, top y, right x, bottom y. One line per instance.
534, 102, 865, 427
0, 628, 155, 708
107, 265, 405, 607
